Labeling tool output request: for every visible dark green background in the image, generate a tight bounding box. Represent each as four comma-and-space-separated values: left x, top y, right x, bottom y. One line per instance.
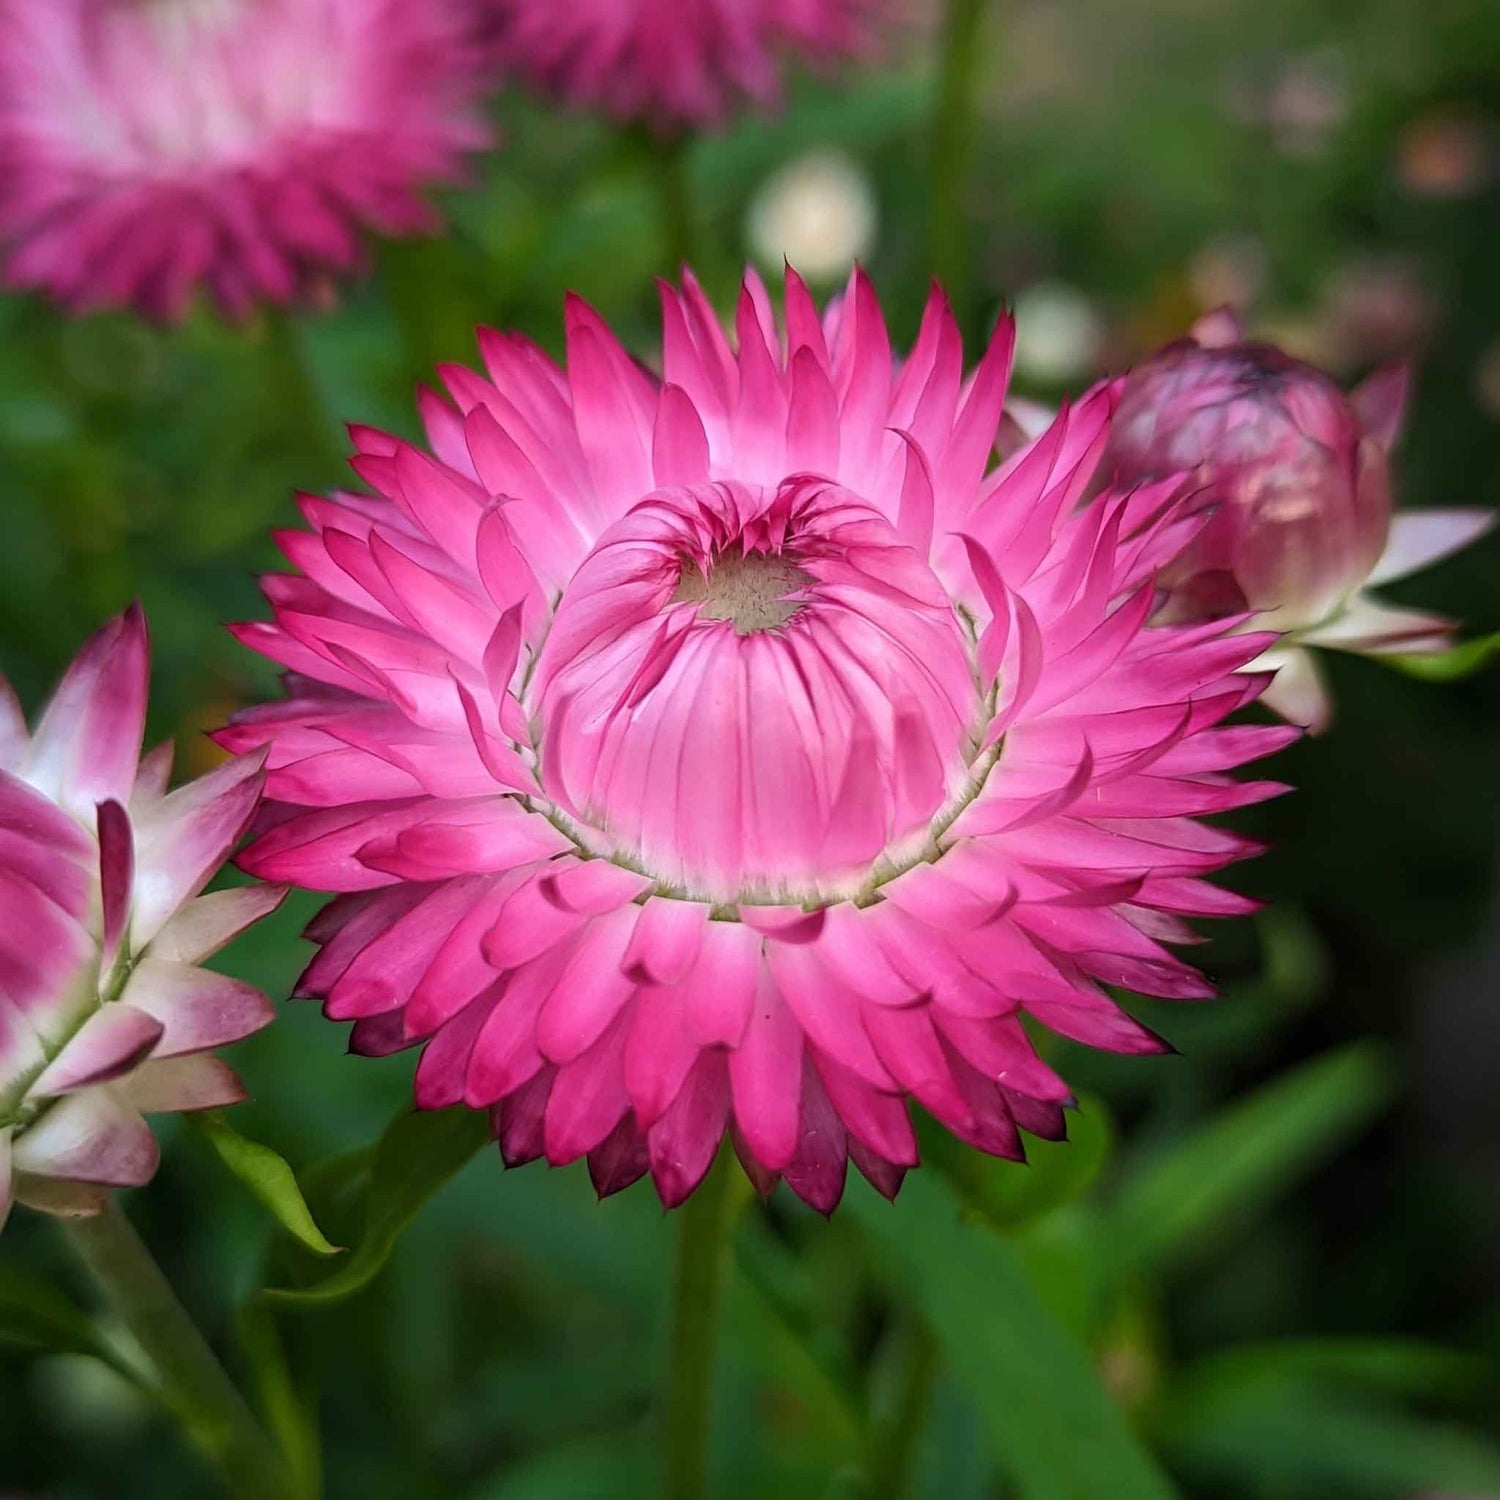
1, 1, 1497, 1494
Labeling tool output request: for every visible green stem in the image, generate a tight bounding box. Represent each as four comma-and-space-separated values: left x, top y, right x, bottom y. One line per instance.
262, 311, 343, 478
869, 1320, 941, 1499
930, 0, 991, 324
61, 1201, 296, 1500
662, 1149, 735, 1500
654, 133, 695, 274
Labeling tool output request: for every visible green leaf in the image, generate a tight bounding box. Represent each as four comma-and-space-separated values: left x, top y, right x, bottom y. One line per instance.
850, 1172, 1178, 1500
0, 1263, 145, 1388
191, 1111, 342, 1257
265, 1105, 491, 1309
1382, 632, 1500, 681
925, 1094, 1114, 1233
462, 1429, 652, 1500
1167, 1338, 1490, 1407
1112, 1041, 1396, 1279
1161, 1387, 1500, 1497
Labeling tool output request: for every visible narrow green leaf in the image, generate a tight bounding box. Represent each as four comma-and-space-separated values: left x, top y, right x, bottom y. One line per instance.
1382, 631, 1500, 681
0, 1263, 145, 1388
191, 1111, 342, 1257
1162, 1388, 1500, 1497
850, 1172, 1178, 1500
1166, 1337, 1490, 1407
265, 1105, 491, 1309
1113, 1042, 1395, 1279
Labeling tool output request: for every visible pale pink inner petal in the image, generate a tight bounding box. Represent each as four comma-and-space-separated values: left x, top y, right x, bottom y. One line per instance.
533, 477, 980, 902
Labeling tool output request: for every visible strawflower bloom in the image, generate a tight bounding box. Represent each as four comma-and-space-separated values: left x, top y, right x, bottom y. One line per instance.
485, 0, 882, 133
1, 607, 281, 1226
1105, 310, 1495, 729
228, 266, 1292, 1212
0, 0, 492, 321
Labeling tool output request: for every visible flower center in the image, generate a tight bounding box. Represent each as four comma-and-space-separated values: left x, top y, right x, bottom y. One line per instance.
530, 479, 983, 904
669, 549, 812, 634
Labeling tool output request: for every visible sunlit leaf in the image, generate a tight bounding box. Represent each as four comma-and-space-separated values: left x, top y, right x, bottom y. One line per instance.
850, 1172, 1178, 1500
1112, 1042, 1396, 1279
191, 1111, 342, 1257
266, 1105, 491, 1308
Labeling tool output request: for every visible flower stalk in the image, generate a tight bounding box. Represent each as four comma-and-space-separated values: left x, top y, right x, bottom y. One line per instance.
263, 311, 343, 478
654, 133, 695, 274
869, 1319, 941, 1499
61, 1202, 296, 1500
662, 1146, 737, 1500
930, 0, 991, 325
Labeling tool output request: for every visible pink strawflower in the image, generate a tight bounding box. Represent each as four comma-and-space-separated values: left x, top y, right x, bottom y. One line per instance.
0, 0, 492, 321
228, 267, 1290, 1212
485, 0, 882, 132
1, 607, 282, 1226
1105, 310, 1494, 730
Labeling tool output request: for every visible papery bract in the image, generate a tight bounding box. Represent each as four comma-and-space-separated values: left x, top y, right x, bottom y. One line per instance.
1, 607, 281, 1226
485, 0, 883, 132
1105, 311, 1494, 729
0, 0, 492, 320
229, 266, 1291, 1212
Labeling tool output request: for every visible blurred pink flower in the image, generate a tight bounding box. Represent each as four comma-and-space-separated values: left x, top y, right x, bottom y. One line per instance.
227, 266, 1288, 1212
0, 0, 492, 321
1, 608, 281, 1226
485, 0, 882, 132
1105, 311, 1493, 730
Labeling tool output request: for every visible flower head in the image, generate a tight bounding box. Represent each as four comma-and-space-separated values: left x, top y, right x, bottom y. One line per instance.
0, 0, 492, 321
1105, 310, 1494, 729
1, 607, 281, 1225
229, 267, 1290, 1212
486, 0, 882, 132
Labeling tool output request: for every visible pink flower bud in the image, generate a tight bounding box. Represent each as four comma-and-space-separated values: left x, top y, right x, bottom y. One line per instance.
1105, 317, 1400, 632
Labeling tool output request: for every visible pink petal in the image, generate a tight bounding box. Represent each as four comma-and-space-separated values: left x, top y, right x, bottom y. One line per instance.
30, 1004, 164, 1098
12, 1087, 159, 1187
120, 1055, 248, 1114
149, 885, 290, 966
27, 605, 148, 819
120, 960, 276, 1058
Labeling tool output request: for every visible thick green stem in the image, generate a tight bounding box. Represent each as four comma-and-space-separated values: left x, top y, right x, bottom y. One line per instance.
61, 1202, 295, 1500
655, 134, 695, 275
262, 310, 342, 477
930, 0, 991, 323
869, 1320, 941, 1499
662, 1150, 735, 1500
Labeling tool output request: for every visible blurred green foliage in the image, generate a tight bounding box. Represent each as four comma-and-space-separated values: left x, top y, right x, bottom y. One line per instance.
2, 0, 1499, 1495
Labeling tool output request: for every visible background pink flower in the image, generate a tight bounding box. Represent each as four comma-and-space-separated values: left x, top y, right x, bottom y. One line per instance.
0, 0, 493, 320
227, 267, 1291, 1212
1, 607, 281, 1226
1105, 311, 1494, 729
485, 0, 884, 132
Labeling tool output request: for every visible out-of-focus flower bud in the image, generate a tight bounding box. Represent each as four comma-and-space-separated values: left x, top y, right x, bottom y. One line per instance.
1104, 311, 1493, 730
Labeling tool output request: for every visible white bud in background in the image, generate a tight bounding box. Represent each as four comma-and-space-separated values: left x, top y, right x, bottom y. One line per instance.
1012, 282, 1103, 385
747, 150, 878, 284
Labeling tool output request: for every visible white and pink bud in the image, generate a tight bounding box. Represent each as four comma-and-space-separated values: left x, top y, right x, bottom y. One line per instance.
0, 607, 281, 1227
